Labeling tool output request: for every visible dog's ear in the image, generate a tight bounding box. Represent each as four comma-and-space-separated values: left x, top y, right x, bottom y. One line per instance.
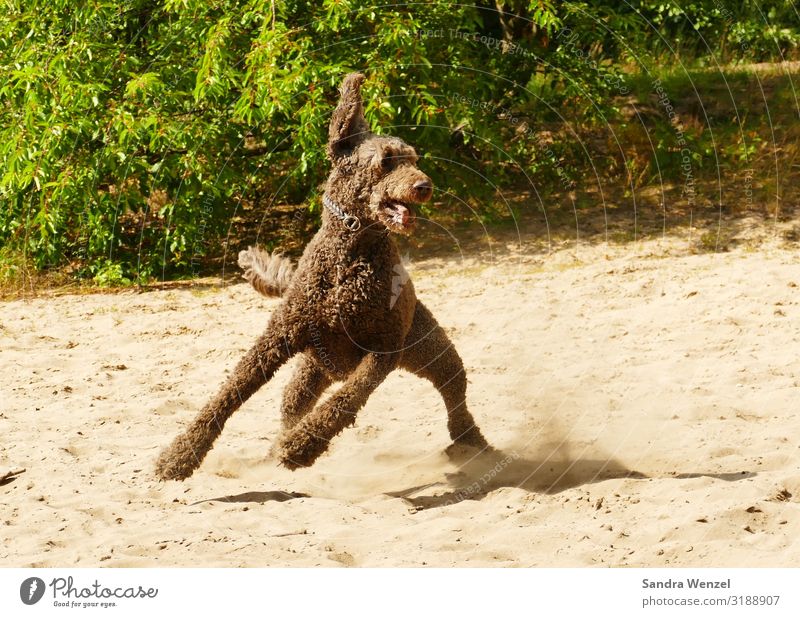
328, 72, 370, 159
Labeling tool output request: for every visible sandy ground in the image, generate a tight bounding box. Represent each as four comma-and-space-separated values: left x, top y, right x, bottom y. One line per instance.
2, 232, 800, 567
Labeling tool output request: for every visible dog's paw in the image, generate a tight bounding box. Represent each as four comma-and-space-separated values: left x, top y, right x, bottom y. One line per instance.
445, 442, 487, 462
277, 429, 326, 471
154, 456, 193, 482
445, 431, 494, 462
154, 436, 199, 481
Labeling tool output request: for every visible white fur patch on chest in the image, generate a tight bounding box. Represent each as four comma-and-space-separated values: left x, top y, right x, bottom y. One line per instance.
390, 254, 411, 309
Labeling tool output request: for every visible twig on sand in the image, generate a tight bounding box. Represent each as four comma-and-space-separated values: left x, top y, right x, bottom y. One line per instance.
0, 468, 26, 484
268, 530, 308, 538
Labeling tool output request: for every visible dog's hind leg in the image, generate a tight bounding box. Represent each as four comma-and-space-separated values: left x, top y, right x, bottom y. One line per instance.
155, 310, 305, 481
399, 301, 489, 449
279, 354, 333, 432
277, 353, 398, 470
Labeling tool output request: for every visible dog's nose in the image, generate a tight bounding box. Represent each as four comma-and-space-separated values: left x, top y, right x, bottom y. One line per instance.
413, 179, 433, 201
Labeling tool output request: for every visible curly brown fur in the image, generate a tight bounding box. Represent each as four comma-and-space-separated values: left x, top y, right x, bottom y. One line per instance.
237, 247, 295, 298
155, 72, 488, 481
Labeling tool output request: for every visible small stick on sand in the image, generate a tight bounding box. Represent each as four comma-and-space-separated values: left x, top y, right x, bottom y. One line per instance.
0, 468, 26, 484
268, 530, 308, 538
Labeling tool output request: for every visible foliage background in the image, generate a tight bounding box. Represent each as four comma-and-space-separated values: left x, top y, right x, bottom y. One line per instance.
1, 1, 798, 285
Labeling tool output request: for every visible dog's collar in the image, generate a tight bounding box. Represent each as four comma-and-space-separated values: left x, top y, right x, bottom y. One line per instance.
322, 194, 361, 232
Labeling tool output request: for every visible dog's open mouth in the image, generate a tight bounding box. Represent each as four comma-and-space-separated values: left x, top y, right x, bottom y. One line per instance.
379, 200, 416, 233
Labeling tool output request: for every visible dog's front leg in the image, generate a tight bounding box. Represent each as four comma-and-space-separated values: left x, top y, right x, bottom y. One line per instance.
277, 352, 397, 470
155, 310, 305, 481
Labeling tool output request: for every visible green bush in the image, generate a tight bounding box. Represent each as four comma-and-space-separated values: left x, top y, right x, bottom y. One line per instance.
0, 1, 797, 283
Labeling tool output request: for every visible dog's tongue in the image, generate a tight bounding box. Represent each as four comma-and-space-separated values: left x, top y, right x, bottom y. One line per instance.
393, 203, 412, 226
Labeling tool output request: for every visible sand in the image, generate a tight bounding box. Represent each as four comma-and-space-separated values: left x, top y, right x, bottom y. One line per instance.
2, 232, 800, 567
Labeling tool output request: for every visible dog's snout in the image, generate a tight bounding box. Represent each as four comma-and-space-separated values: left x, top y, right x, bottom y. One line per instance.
413, 178, 433, 201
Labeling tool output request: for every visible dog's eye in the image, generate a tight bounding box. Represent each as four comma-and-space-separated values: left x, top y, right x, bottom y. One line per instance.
381, 153, 393, 169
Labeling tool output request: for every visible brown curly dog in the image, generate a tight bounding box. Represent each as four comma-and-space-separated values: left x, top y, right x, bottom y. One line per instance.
155, 73, 489, 480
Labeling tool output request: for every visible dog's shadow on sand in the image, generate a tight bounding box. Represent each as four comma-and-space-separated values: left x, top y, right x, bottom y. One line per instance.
385, 447, 757, 512
190, 490, 309, 506
188, 450, 757, 511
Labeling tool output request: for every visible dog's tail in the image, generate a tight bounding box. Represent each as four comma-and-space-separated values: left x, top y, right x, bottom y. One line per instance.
237, 246, 295, 297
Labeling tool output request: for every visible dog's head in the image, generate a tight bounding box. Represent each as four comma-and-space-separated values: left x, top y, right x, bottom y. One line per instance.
324, 73, 432, 235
